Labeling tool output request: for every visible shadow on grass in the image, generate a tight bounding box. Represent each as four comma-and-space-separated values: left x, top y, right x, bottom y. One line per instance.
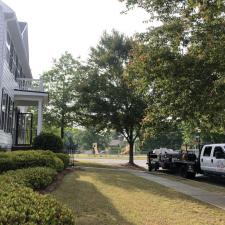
83, 168, 220, 207
52, 172, 134, 225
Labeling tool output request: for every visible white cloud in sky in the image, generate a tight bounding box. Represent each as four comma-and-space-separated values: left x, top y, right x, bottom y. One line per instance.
3, 0, 149, 77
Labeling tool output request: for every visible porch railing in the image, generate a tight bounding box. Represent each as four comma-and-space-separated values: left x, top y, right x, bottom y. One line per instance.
16, 78, 44, 92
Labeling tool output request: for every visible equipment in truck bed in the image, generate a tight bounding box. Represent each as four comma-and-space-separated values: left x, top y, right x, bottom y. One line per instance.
147, 148, 198, 178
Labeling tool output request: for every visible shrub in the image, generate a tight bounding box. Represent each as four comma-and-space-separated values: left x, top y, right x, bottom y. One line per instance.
0, 150, 64, 173
0, 153, 75, 224
0, 182, 75, 224
33, 133, 64, 153
56, 153, 70, 168
1, 167, 57, 190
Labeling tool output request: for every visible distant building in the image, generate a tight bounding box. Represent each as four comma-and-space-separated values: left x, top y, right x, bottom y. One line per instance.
0, 1, 48, 149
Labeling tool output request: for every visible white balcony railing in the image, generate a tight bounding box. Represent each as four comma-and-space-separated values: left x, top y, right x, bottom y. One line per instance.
16, 78, 44, 92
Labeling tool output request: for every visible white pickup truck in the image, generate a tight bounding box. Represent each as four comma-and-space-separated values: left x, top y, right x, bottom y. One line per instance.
147, 143, 225, 178
200, 144, 225, 175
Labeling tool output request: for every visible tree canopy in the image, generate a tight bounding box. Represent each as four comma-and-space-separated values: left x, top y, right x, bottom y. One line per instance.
42, 52, 81, 138
121, 0, 225, 135
73, 31, 148, 164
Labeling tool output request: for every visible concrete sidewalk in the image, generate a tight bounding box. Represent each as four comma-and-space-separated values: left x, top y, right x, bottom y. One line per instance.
130, 170, 225, 210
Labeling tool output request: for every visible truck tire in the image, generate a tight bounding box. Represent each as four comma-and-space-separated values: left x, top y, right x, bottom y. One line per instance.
154, 162, 159, 171
187, 172, 196, 179
179, 166, 195, 179
179, 166, 188, 178
148, 164, 153, 171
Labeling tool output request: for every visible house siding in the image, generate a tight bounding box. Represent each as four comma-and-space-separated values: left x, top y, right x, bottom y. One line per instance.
0, 6, 18, 149
0, 6, 12, 149
0, 2, 46, 149
0, 6, 5, 103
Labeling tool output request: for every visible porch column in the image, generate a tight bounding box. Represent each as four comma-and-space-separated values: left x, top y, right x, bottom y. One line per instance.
37, 99, 43, 135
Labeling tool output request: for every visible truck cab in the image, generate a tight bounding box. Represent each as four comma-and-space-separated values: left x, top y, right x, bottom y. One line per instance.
200, 144, 225, 175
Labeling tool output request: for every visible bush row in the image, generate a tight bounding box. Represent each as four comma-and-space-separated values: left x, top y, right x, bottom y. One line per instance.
56, 153, 70, 168
0, 181, 75, 225
0, 151, 75, 224
1, 167, 57, 190
0, 150, 67, 173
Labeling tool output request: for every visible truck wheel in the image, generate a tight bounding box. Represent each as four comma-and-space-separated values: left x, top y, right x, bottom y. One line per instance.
179, 166, 195, 179
148, 164, 153, 171
179, 166, 188, 178
154, 163, 159, 171
187, 172, 196, 179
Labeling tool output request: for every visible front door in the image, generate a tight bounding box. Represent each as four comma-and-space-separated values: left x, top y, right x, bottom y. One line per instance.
16, 113, 33, 146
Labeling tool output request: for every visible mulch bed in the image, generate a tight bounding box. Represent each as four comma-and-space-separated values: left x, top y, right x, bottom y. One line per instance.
120, 163, 146, 171
40, 167, 81, 194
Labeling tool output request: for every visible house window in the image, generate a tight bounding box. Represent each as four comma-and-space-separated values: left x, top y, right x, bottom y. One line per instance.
9, 42, 14, 72
1, 89, 7, 130
6, 32, 23, 79
0, 89, 14, 133
18, 65, 23, 78
7, 98, 14, 133
12, 51, 17, 77
5, 32, 10, 65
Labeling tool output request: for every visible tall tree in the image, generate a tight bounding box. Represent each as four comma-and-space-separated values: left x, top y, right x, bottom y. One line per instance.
120, 0, 225, 134
42, 52, 81, 138
74, 31, 147, 165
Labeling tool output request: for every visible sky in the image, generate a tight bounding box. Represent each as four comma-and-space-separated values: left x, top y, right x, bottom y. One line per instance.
3, 0, 149, 78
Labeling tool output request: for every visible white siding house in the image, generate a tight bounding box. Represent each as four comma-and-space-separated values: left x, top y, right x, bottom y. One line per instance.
0, 1, 48, 149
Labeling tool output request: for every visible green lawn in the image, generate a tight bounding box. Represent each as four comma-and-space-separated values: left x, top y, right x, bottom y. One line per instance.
51, 167, 225, 225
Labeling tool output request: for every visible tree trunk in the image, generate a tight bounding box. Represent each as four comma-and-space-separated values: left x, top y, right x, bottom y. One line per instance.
61, 114, 64, 139
129, 141, 134, 165
61, 126, 64, 139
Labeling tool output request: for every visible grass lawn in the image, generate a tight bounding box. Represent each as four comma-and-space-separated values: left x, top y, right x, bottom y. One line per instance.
51, 167, 225, 225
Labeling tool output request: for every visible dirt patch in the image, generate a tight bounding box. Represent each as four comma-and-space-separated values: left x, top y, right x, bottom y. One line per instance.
40, 167, 82, 194
120, 162, 146, 171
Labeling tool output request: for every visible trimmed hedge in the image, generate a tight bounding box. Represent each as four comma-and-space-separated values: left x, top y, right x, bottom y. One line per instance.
56, 153, 70, 168
0, 182, 75, 224
0, 151, 75, 224
0, 150, 64, 173
1, 167, 57, 190
33, 133, 64, 153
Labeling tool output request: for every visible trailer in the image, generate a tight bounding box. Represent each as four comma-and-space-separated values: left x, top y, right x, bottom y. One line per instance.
147, 144, 225, 179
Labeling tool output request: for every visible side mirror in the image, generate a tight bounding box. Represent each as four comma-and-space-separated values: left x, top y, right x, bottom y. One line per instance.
215, 152, 225, 159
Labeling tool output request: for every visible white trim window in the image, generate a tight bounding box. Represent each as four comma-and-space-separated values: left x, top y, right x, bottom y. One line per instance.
5, 32, 10, 65
6, 32, 23, 79
0, 89, 14, 133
